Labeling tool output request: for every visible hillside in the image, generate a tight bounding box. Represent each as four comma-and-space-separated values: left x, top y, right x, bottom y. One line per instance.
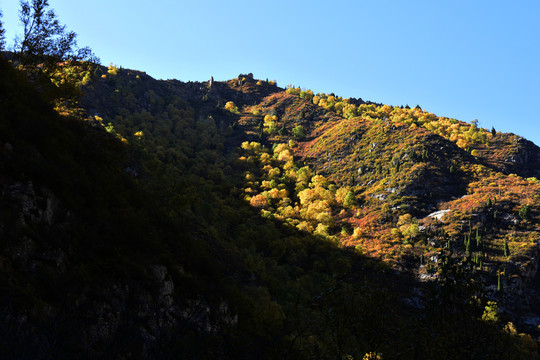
1, 58, 540, 359
84, 68, 540, 281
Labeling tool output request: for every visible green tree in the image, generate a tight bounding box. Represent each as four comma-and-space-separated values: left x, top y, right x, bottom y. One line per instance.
343, 191, 357, 208
292, 125, 305, 140
476, 229, 482, 249
465, 234, 471, 255
519, 204, 531, 220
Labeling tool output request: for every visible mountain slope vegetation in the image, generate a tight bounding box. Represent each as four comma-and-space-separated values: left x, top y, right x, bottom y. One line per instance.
1, 54, 540, 359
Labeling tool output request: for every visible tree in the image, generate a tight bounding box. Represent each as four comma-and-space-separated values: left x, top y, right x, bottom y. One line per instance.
519, 204, 531, 220
15, 0, 97, 67
504, 239, 510, 257
224, 101, 239, 114
13, 0, 98, 105
0, 9, 5, 51
482, 301, 499, 322
475, 228, 482, 249
343, 191, 357, 208
292, 125, 305, 140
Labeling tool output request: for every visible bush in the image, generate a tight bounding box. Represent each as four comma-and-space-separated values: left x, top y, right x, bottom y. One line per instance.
292, 125, 305, 140
225, 101, 239, 114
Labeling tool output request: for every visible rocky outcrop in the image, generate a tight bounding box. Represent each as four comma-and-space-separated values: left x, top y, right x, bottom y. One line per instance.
0, 177, 233, 357
505, 241, 540, 296
505, 138, 540, 174
3, 180, 61, 227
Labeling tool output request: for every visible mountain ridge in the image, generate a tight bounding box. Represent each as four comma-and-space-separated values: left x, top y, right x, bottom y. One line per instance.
80, 63, 540, 294
2, 58, 540, 358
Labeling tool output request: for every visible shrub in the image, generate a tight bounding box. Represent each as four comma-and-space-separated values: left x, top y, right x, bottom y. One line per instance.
292, 125, 305, 140
107, 63, 119, 76
225, 101, 240, 114
343, 191, 357, 208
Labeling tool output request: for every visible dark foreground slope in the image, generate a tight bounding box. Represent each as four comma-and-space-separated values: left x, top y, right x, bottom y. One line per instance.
0, 60, 538, 359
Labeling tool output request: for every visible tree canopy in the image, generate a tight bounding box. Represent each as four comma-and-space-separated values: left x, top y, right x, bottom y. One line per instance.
0, 10, 5, 51
15, 0, 97, 67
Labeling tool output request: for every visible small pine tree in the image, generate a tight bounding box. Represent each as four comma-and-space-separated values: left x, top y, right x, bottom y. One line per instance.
519, 204, 531, 220
491, 126, 496, 137
504, 239, 510, 257
497, 272, 503, 292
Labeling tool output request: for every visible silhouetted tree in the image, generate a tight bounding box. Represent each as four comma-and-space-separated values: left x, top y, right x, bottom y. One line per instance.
15, 0, 97, 68
13, 0, 98, 104
0, 10, 5, 51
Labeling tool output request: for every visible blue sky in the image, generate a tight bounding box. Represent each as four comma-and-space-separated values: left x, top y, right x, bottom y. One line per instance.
2, 0, 539, 146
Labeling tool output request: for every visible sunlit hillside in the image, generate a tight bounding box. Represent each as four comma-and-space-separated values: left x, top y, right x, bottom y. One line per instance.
1, 3, 540, 357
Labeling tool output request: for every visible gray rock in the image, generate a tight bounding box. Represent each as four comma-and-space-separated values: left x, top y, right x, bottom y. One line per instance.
427, 209, 451, 221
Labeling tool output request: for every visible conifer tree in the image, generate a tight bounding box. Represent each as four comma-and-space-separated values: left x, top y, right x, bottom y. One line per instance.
519, 204, 530, 220
343, 191, 357, 208
0, 9, 5, 51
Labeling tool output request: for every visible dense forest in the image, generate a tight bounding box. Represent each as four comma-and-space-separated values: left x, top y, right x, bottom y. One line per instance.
1, 2, 540, 359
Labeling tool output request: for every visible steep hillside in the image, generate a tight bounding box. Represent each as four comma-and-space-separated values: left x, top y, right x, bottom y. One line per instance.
1, 58, 539, 359
82, 66, 540, 335
247, 84, 540, 327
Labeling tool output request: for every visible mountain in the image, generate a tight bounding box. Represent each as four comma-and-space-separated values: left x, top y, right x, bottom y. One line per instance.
1, 58, 540, 359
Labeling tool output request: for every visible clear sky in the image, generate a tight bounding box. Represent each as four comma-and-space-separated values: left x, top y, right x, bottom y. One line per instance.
2, 0, 539, 146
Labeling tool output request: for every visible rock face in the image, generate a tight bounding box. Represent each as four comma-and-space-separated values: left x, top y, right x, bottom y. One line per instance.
484, 136, 540, 177
427, 209, 451, 221
0, 177, 234, 357
506, 241, 540, 295
507, 138, 540, 176
4, 181, 60, 227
